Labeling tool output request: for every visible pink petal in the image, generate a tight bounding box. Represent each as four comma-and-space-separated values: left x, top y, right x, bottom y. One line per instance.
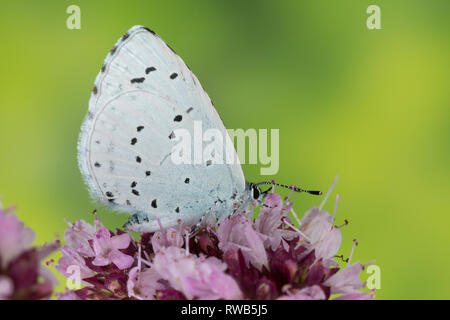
0, 208, 35, 267
92, 227, 112, 256
278, 285, 326, 300
323, 262, 364, 294
205, 267, 242, 300
56, 246, 96, 279
315, 227, 342, 260
127, 267, 163, 300
152, 247, 198, 292
92, 254, 110, 267
151, 227, 186, 253
218, 214, 268, 270
300, 207, 332, 243
65, 219, 95, 256
109, 249, 134, 270
176, 257, 242, 300
111, 233, 131, 250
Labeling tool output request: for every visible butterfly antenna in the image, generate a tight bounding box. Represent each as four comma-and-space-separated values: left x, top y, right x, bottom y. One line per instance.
261, 186, 273, 196
256, 180, 322, 196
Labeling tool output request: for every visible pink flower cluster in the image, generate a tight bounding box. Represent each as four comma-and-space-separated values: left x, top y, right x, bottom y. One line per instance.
0, 204, 59, 300
56, 184, 375, 300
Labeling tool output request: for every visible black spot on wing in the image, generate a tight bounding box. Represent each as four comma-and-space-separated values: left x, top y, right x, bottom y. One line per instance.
93, 85, 98, 95
132, 189, 140, 196
175, 207, 180, 213
170, 73, 178, 79
168, 131, 176, 139
101, 64, 106, 73
130, 77, 145, 84
122, 32, 130, 41
184, 178, 190, 184
145, 170, 151, 177
174, 115, 182, 122
110, 45, 117, 55
131, 138, 137, 145
145, 67, 156, 74
94, 162, 101, 168
106, 191, 114, 198
131, 181, 137, 188
136, 156, 142, 163
186, 107, 193, 113
137, 126, 144, 132
206, 160, 212, 166
151, 199, 157, 208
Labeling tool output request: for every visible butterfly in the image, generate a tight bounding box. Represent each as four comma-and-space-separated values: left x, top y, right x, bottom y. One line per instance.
78, 25, 321, 233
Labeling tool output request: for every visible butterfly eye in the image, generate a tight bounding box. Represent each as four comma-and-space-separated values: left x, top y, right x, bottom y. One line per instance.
252, 186, 260, 199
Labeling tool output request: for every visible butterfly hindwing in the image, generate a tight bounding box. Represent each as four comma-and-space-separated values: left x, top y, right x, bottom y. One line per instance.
78, 26, 246, 231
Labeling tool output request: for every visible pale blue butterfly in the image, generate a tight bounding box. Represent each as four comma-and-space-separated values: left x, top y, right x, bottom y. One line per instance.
78, 26, 321, 233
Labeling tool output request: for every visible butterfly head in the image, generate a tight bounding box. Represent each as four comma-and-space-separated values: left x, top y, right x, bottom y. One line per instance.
247, 182, 266, 202
250, 183, 267, 201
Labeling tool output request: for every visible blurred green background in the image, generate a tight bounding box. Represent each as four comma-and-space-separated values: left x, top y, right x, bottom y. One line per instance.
1, 0, 449, 299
